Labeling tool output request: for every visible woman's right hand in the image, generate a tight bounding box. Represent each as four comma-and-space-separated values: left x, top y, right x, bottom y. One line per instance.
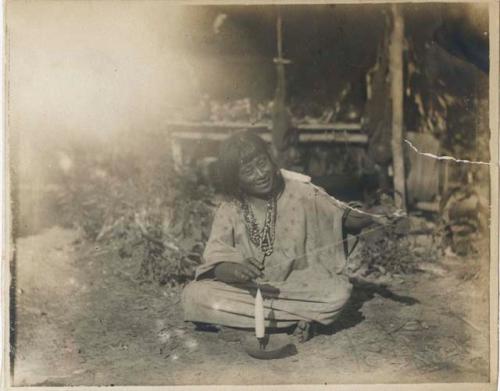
214, 260, 263, 283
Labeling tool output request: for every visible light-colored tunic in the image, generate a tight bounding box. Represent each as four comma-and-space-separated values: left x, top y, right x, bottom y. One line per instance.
182, 170, 353, 328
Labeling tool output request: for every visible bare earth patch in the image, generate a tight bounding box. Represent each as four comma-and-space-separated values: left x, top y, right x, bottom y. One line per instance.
12, 226, 489, 386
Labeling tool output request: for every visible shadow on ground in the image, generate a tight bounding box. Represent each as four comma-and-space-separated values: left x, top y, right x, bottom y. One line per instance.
317, 278, 420, 335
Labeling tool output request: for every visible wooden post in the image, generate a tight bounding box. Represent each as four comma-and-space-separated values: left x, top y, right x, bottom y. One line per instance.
277, 12, 283, 59
389, 4, 407, 211
443, 160, 449, 195
271, 11, 290, 165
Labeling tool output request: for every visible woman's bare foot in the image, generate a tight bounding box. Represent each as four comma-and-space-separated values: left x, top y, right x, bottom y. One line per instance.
292, 320, 314, 343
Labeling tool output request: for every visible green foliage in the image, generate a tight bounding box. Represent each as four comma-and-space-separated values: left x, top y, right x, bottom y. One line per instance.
55, 142, 217, 286
360, 224, 421, 275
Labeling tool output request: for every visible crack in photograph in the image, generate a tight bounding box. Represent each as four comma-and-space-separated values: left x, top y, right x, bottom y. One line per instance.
3, 1, 498, 388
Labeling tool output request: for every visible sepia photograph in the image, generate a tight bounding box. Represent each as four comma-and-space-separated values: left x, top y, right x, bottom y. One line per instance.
3, 0, 498, 388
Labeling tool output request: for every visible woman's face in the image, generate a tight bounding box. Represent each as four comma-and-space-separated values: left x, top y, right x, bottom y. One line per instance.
238, 153, 276, 198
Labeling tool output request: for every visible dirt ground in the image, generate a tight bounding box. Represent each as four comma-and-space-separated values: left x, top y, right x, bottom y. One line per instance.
11, 226, 490, 386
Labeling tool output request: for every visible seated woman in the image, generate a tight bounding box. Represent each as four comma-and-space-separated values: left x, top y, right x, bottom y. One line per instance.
182, 130, 381, 342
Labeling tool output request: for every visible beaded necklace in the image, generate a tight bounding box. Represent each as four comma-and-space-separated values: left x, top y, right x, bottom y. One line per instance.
240, 196, 277, 257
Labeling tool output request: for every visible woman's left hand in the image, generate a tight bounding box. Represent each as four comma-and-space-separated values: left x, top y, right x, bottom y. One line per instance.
372, 213, 392, 226
369, 205, 402, 226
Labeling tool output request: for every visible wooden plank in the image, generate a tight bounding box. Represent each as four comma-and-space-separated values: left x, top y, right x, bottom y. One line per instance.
172, 132, 243, 141
165, 120, 362, 132
299, 133, 367, 143
297, 123, 362, 131
389, 4, 407, 212
166, 121, 269, 130
171, 131, 368, 144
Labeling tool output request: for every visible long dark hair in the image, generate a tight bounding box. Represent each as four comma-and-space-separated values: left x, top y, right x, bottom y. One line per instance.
216, 130, 283, 200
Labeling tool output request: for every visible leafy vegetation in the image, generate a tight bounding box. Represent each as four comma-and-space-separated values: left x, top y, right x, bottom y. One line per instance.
55, 141, 217, 286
